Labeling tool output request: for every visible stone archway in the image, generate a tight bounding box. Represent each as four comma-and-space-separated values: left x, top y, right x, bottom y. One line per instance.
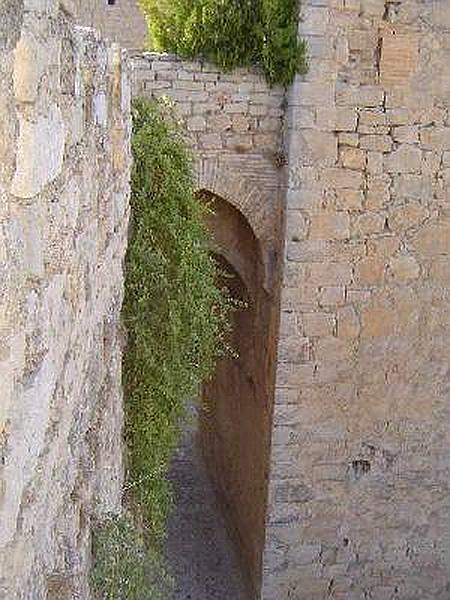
199, 190, 279, 599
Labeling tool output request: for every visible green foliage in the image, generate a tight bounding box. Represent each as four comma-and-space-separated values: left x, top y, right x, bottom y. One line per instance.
122, 98, 231, 539
139, 0, 307, 86
90, 514, 171, 600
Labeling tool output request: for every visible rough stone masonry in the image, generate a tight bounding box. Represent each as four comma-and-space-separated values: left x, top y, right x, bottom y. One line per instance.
3, 0, 450, 598
128, 1, 450, 597
263, 1, 450, 599
0, 0, 131, 597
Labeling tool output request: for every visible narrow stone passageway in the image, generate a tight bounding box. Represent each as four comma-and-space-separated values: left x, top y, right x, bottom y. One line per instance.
165, 404, 249, 600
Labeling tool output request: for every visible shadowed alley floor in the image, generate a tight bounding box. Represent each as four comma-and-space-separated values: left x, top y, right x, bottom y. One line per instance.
165, 406, 249, 600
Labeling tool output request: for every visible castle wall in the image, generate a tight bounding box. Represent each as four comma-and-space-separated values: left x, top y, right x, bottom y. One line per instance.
0, 1, 131, 597
131, 53, 287, 597
262, 1, 450, 598
75, 0, 148, 50
131, 52, 286, 251
3, 0, 450, 597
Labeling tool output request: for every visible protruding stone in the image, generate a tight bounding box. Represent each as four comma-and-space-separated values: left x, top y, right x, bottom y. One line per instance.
11, 104, 65, 199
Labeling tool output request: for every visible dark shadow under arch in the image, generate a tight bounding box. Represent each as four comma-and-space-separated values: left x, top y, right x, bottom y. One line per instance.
199, 191, 279, 599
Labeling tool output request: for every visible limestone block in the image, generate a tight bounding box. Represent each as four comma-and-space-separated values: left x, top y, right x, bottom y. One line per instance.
199, 133, 222, 150
293, 82, 334, 107
94, 92, 108, 127
308, 263, 353, 286
301, 312, 335, 337
367, 152, 383, 175
334, 190, 364, 211
338, 132, 359, 147
337, 306, 361, 338
309, 212, 350, 241
387, 255, 420, 283
409, 218, 450, 256
319, 286, 345, 307
392, 126, 418, 145
336, 108, 357, 132
340, 147, 366, 170
355, 257, 385, 285
301, 6, 329, 36
300, 130, 338, 165
187, 115, 206, 132
23, 0, 58, 14
359, 134, 393, 153
352, 212, 386, 237
358, 110, 388, 134
392, 174, 425, 201
360, 297, 396, 337
380, 31, 418, 88
286, 211, 308, 242
366, 175, 391, 210
386, 108, 411, 126
206, 113, 231, 133
322, 168, 363, 190
384, 145, 422, 174
13, 30, 46, 103
429, 257, 450, 284
367, 236, 400, 258
250, 103, 269, 117
389, 201, 429, 233
278, 336, 311, 364
360, 0, 385, 17
336, 85, 384, 108
11, 104, 65, 199
420, 126, 450, 151
17, 204, 44, 278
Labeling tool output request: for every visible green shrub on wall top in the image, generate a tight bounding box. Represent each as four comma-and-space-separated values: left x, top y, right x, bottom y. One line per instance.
122, 98, 231, 538
139, 0, 307, 86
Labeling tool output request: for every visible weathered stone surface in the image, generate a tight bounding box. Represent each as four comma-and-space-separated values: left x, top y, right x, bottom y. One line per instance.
75, 0, 148, 49
262, 1, 450, 598
380, 31, 418, 87
4, 1, 450, 599
131, 52, 284, 246
1, 7, 130, 598
11, 104, 65, 198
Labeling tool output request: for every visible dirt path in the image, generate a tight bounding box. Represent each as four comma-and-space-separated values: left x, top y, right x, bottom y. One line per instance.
165, 407, 249, 600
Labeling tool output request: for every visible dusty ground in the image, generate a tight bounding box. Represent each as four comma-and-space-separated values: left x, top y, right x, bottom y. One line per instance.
165, 406, 249, 600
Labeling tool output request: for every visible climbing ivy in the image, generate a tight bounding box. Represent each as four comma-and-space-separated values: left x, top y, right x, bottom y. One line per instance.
121, 97, 231, 539
139, 0, 307, 86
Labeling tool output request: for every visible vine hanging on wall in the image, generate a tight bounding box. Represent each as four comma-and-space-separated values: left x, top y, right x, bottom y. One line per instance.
139, 0, 307, 86
91, 98, 233, 598
122, 98, 232, 537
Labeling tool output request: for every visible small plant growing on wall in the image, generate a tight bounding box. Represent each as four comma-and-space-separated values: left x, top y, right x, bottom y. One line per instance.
138, 0, 307, 86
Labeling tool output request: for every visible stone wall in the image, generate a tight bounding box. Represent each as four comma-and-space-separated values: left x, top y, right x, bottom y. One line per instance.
263, 1, 450, 599
131, 52, 286, 253
132, 52, 287, 598
0, 1, 131, 597
75, 0, 148, 50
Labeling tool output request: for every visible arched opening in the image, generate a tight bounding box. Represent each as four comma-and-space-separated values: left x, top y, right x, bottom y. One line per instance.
165, 189, 279, 599
199, 191, 276, 598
